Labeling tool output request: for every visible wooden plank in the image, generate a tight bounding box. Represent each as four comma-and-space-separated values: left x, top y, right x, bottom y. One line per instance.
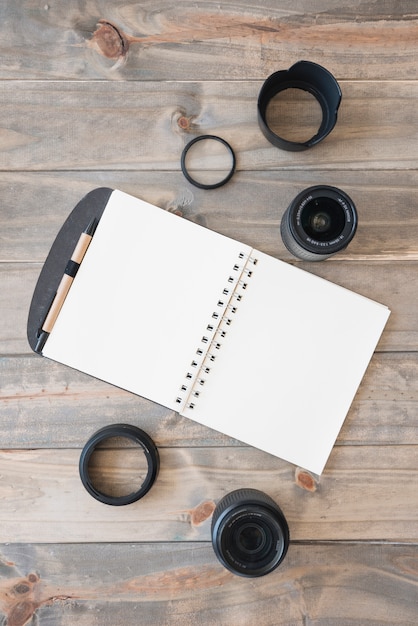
0, 264, 39, 355
0, 260, 413, 355
1, 81, 418, 170
0, 445, 416, 543
0, 542, 417, 625
1, 1, 418, 80
0, 1, 416, 623
1, 352, 416, 449
1, 171, 418, 263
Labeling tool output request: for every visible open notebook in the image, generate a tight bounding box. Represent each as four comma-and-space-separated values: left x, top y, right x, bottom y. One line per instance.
39, 189, 390, 474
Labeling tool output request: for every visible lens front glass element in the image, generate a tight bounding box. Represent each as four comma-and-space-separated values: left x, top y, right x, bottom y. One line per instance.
236, 523, 266, 554
301, 197, 346, 242
220, 510, 284, 575
211, 489, 289, 577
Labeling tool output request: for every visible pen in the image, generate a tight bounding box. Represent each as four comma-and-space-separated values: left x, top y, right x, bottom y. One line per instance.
35, 217, 98, 353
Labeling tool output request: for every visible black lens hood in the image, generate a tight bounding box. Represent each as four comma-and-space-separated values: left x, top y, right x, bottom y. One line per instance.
79, 423, 159, 506
257, 60, 342, 151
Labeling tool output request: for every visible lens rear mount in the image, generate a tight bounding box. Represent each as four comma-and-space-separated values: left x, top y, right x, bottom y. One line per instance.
211, 488, 289, 577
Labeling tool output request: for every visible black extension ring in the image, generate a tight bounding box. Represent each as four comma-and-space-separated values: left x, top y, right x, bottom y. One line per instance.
257, 60, 342, 152
181, 135, 236, 189
79, 424, 159, 506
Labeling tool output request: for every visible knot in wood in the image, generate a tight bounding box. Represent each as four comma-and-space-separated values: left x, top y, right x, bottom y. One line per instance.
7, 601, 38, 626
178, 116, 191, 131
190, 500, 216, 526
90, 20, 129, 60
295, 467, 318, 492
27, 574, 38, 584
172, 110, 197, 134
12, 584, 30, 596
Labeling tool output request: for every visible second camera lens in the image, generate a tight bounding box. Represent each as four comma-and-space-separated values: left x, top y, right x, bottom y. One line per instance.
280, 185, 358, 261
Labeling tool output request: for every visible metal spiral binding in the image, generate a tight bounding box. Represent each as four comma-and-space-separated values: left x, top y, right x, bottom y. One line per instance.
175, 251, 258, 410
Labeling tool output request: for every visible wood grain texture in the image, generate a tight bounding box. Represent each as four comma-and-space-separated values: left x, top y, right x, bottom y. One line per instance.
1, 352, 416, 449
0, 445, 417, 543
1, 81, 418, 171
1, 1, 418, 81
1, 0, 417, 622
0, 542, 416, 626
1, 171, 418, 263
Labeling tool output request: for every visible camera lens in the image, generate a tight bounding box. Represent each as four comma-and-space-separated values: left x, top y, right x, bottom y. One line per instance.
211, 488, 289, 577
280, 185, 357, 261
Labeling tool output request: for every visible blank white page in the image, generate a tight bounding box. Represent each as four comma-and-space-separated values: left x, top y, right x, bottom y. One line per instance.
183, 251, 390, 474
43, 190, 251, 411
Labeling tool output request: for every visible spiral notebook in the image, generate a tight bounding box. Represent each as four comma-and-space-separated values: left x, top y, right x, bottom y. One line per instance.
39, 189, 390, 474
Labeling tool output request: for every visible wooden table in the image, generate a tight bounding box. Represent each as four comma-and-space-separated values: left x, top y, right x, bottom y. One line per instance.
1, 2, 417, 624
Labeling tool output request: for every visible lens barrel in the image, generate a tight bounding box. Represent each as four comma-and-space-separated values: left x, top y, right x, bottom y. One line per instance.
211, 488, 289, 577
280, 185, 357, 261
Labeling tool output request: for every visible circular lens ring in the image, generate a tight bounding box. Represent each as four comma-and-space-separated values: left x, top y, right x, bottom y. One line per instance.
181, 135, 236, 189
258, 60, 342, 152
79, 423, 159, 506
